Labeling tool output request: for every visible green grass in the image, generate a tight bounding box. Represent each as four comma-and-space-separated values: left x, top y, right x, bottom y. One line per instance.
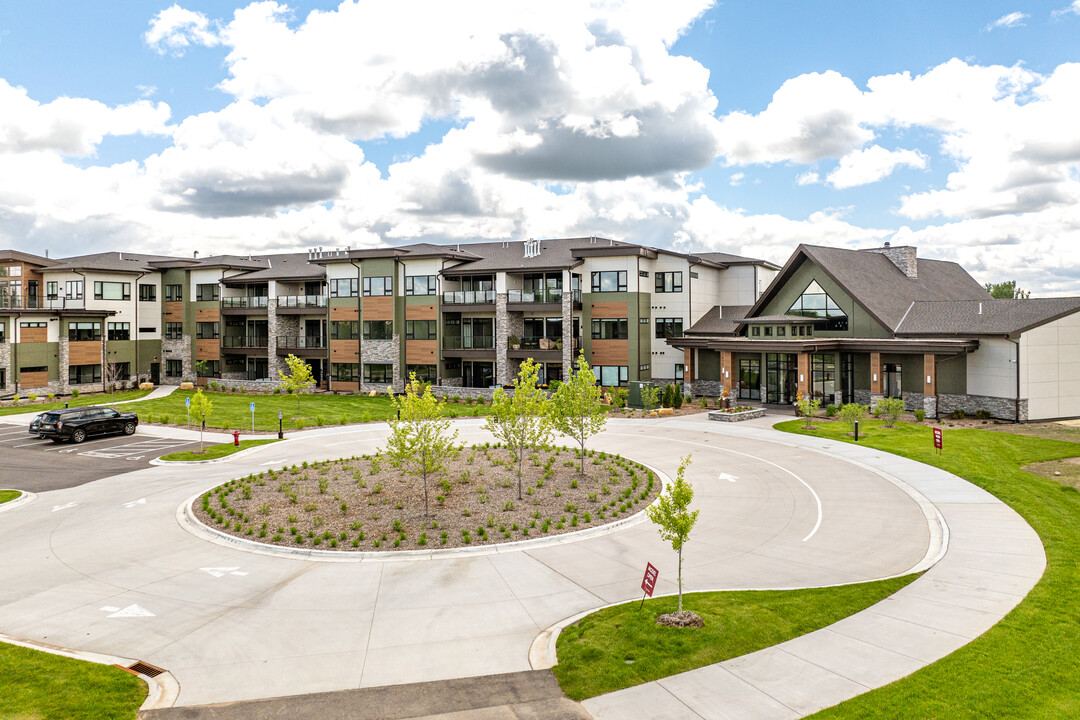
553, 574, 919, 701
0, 641, 145, 719
122, 390, 493, 431
0, 489, 21, 504
0, 389, 152, 417
775, 419, 1080, 719
159, 438, 280, 461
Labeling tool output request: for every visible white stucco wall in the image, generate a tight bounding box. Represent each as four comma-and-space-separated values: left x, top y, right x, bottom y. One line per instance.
966, 337, 1016, 399
1020, 311, 1080, 420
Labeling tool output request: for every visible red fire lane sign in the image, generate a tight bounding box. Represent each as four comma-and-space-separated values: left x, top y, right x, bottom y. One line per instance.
641, 562, 659, 597
933, 427, 943, 450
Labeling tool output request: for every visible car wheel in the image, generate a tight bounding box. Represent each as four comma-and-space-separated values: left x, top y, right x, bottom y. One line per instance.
71, 428, 87, 444
123, 422, 136, 435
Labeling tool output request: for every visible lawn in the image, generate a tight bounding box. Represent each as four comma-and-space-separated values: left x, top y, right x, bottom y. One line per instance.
0, 489, 20, 504
0, 389, 152, 417
121, 390, 493, 431
774, 418, 1080, 719
553, 574, 919, 701
0, 641, 146, 719
159, 437, 280, 462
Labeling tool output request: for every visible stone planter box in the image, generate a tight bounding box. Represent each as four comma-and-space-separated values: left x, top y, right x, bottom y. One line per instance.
708, 407, 766, 422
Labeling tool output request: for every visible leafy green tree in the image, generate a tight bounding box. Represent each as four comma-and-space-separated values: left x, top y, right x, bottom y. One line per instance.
189, 389, 213, 452
838, 402, 867, 435
279, 354, 316, 413
795, 393, 821, 429
641, 384, 661, 417
646, 455, 698, 612
984, 281, 1030, 299
195, 359, 212, 378
874, 396, 906, 428
385, 373, 459, 516
484, 359, 552, 499
550, 353, 607, 475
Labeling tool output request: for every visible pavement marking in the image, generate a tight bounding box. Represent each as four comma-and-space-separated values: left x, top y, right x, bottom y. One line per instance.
200, 567, 249, 578
12, 441, 47, 448
260, 459, 289, 465
80, 439, 194, 458
718, 472, 738, 482
122, 498, 147, 508
51, 502, 78, 512
0, 435, 35, 444
100, 603, 155, 618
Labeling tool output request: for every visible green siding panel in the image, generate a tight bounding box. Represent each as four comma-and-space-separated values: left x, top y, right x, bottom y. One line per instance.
760, 260, 890, 339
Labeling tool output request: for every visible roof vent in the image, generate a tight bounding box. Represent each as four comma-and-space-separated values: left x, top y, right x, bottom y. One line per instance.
524, 238, 541, 259
193, 251, 199, 259
590, 236, 597, 244
979, 302, 983, 315
119, 252, 123, 260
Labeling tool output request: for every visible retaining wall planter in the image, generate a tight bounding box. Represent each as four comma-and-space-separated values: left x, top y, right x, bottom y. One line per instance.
708, 407, 766, 422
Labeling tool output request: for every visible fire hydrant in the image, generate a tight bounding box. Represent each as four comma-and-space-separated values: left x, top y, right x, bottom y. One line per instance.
232, 430, 240, 447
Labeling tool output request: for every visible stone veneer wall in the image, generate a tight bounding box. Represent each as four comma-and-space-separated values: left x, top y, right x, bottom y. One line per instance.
0, 341, 9, 394
431, 385, 497, 400
162, 336, 192, 381
692, 379, 727, 397
561, 290, 574, 369
901, 391, 925, 413
207, 378, 281, 392
495, 294, 509, 385
268, 304, 300, 379
938, 393, 1027, 422
361, 336, 401, 392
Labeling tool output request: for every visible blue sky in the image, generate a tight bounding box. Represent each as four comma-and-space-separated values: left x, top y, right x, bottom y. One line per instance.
1, 1, 1078, 293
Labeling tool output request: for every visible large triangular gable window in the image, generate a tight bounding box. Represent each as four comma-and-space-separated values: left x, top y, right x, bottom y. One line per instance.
788, 280, 848, 331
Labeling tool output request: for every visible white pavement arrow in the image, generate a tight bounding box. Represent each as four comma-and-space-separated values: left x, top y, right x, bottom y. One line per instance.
102, 604, 155, 618
200, 567, 249, 578
52, 502, 78, 512
122, 498, 147, 508
718, 472, 739, 483
260, 460, 288, 466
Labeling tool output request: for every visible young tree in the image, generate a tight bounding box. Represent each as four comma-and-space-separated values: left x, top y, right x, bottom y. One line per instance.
550, 353, 607, 474
385, 373, 459, 516
838, 402, 867, 435
646, 455, 698, 612
484, 358, 552, 499
795, 393, 821, 429
279, 354, 316, 413
874, 396, 905, 428
103, 362, 126, 392
641, 384, 661, 417
189, 389, 213, 452
984, 280, 1030, 299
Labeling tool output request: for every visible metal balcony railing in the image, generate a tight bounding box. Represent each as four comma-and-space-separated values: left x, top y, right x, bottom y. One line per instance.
221, 335, 269, 348
276, 295, 326, 309
278, 336, 327, 349
508, 336, 580, 351
221, 296, 269, 309
1, 294, 84, 310
442, 290, 496, 305
443, 336, 495, 350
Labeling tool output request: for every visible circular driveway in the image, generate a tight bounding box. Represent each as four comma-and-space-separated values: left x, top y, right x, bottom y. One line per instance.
0, 414, 934, 707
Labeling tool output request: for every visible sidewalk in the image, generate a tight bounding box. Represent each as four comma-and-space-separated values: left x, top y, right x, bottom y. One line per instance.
0, 384, 180, 424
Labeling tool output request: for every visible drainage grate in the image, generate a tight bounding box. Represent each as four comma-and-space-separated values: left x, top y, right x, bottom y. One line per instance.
127, 661, 165, 678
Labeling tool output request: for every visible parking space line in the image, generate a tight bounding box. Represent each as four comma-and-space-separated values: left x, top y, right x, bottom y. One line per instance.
12, 441, 49, 448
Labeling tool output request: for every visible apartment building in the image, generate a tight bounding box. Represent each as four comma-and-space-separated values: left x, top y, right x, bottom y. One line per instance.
0, 239, 776, 397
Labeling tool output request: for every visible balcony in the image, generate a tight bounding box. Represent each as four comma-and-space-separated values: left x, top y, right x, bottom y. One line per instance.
1, 294, 84, 311
276, 336, 327, 356
506, 288, 581, 309
442, 335, 496, 358
221, 335, 269, 351
507, 336, 579, 360
442, 290, 496, 306
220, 296, 269, 314
276, 295, 327, 312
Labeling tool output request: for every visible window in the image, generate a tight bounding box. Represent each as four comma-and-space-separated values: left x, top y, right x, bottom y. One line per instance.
0, 368, 5, 389
197, 359, 220, 377
764, 326, 773, 337
777, 326, 786, 337
196, 283, 219, 302
675, 364, 684, 381
107, 322, 130, 341
405, 275, 436, 296
20, 321, 46, 328
590, 271, 627, 293
363, 363, 393, 384
223, 355, 245, 373
751, 326, 760, 337
3, 265, 21, 277
68, 321, 101, 341
330, 321, 359, 339
406, 364, 437, 383
66, 280, 84, 299
69, 365, 102, 384
812, 354, 837, 401
139, 284, 157, 302
591, 318, 628, 340
139, 327, 156, 334
363, 320, 393, 339
363, 276, 392, 296
330, 278, 358, 297
405, 320, 436, 340
108, 362, 131, 380
166, 359, 183, 376
591, 365, 628, 387
654, 317, 683, 339
165, 284, 183, 301
165, 322, 184, 339
0, 323, 4, 342
46, 281, 58, 300
739, 359, 761, 400
247, 357, 269, 381
332, 363, 360, 382
93, 281, 130, 301
195, 322, 219, 339
788, 280, 848, 331
884, 363, 902, 399
654, 272, 683, 293
20, 365, 47, 373
639, 364, 650, 371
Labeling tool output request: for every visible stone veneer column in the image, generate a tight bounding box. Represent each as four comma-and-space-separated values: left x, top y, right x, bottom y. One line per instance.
162, 336, 192, 380
58, 336, 70, 393
267, 299, 284, 379
562, 279, 574, 371
495, 292, 509, 385
923, 353, 937, 418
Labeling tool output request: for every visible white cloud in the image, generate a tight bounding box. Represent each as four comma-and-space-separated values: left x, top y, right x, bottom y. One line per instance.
729, 172, 744, 186
145, 4, 222, 55
1052, 1, 1080, 17
985, 11, 1029, 31
826, 145, 927, 189
796, 171, 820, 186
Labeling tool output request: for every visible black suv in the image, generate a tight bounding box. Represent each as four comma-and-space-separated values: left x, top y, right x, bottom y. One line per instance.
36, 406, 139, 443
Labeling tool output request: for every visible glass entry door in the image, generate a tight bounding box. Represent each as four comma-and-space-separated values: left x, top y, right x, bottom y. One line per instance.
766, 353, 797, 404
739, 359, 761, 400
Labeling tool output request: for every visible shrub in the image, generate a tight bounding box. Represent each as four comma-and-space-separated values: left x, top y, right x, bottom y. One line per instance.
975, 409, 992, 420
950, 408, 967, 420
699, 396, 708, 408
795, 394, 821, 428
838, 402, 867, 434
28, 394, 37, 402
914, 408, 927, 422
71, 388, 79, 398
673, 388, 684, 409
825, 403, 837, 417
47, 393, 55, 402
874, 397, 905, 427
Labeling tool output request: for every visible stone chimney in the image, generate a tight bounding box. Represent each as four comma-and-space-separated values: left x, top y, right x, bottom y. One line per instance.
865, 242, 917, 279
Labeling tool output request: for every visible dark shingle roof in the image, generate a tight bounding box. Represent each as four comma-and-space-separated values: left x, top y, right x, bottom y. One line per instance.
441, 237, 636, 274
225, 253, 324, 281
685, 305, 751, 335
43, 252, 182, 274
896, 298, 1080, 336
0, 249, 57, 266
695, 251, 781, 270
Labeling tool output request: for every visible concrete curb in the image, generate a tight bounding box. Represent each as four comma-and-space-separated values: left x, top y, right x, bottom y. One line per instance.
0, 632, 180, 712
149, 438, 290, 466
175, 460, 670, 563
0, 489, 36, 513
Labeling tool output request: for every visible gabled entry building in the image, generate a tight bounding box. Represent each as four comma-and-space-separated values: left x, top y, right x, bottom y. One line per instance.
672, 243, 1080, 422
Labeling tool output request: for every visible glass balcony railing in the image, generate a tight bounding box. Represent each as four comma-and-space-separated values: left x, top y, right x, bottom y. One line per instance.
221, 296, 269, 309
442, 290, 495, 305
442, 336, 495, 350
0, 293, 69, 309
507, 288, 563, 304
222, 335, 269, 348
276, 295, 326, 309
278, 336, 327, 349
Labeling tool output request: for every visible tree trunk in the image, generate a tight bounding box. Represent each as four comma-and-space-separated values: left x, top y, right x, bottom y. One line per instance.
422, 449, 429, 516
517, 449, 523, 500
678, 546, 683, 612
579, 439, 585, 475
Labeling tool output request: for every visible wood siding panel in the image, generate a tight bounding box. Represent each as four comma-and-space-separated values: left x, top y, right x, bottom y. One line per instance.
331, 339, 360, 362
406, 339, 437, 365
20, 327, 47, 343
721, 351, 733, 385
196, 307, 220, 322
591, 339, 629, 366
331, 305, 359, 321
797, 353, 809, 395
20, 371, 48, 387
924, 353, 936, 396
196, 339, 220, 361
684, 348, 694, 382
362, 296, 394, 321
164, 302, 184, 322
590, 301, 628, 319
332, 381, 359, 393
405, 304, 437, 320
870, 352, 882, 394
69, 341, 102, 366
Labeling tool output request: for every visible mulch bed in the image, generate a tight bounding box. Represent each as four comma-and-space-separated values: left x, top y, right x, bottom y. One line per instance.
194, 444, 661, 551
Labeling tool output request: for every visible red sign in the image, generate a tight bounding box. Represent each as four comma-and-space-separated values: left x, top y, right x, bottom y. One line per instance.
641, 562, 659, 597
933, 427, 943, 450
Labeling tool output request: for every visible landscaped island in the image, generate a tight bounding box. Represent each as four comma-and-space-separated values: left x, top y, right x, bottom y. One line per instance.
193, 444, 660, 551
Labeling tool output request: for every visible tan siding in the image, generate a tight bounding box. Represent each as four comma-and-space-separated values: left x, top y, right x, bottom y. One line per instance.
330, 305, 359, 321
870, 352, 882, 394
591, 339, 629, 366
196, 339, 220, 361
797, 353, 809, 395
924, 353, 936, 396
331, 339, 360, 362
69, 341, 102, 366
405, 304, 437, 320
20, 371, 48, 387
164, 302, 184, 322
19, 327, 47, 343
405, 339, 437, 365
590, 301, 628, 319
362, 296, 394, 321
332, 381, 359, 392
196, 307, 220, 322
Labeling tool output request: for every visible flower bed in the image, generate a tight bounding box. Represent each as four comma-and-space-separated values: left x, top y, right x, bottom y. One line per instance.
708, 406, 767, 422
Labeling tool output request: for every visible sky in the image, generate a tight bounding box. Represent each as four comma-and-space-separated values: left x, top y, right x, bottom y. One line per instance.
1, 1, 1079, 294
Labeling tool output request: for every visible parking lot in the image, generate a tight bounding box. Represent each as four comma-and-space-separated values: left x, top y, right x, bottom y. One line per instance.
0, 424, 218, 493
